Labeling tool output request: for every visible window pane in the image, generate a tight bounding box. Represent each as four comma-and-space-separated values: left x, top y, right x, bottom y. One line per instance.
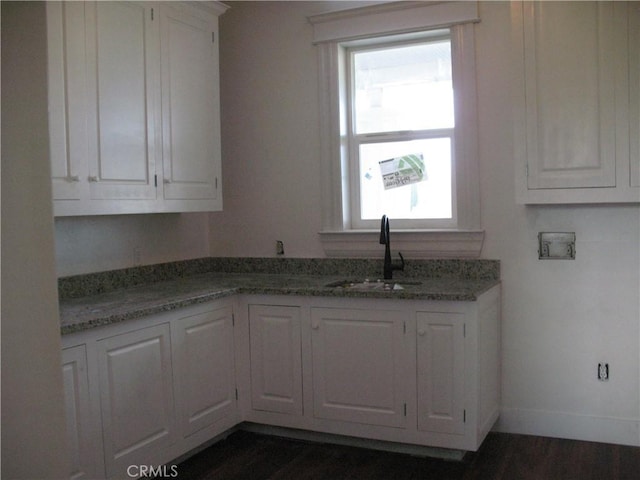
353, 40, 453, 134
359, 138, 452, 220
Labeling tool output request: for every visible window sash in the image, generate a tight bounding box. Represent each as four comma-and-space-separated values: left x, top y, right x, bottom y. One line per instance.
346, 36, 457, 230
348, 131, 458, 230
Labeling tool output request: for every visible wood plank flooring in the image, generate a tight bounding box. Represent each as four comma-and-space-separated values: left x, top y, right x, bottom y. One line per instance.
172, 430, 640, 480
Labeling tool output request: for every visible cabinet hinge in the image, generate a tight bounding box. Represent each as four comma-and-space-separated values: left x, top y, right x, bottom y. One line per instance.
403, 321, 406, 334
404, 403, 407, 417
463, 323, 466, 338
212, 32, 215, 43
232, 313, 235, 326
215, 177, 218, 189
151, 8, 154, 21
154, 174, 157, 187
463, 409, 466, 423
235, 388, 238, 400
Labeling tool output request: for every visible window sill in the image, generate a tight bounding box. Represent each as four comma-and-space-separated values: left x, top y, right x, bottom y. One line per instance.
319, 229, 484, 259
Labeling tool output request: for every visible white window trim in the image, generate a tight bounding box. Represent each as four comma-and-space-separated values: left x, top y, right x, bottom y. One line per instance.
310, 1, 483, 259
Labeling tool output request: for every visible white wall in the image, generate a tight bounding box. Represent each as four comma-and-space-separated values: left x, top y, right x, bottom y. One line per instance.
1, 2, 70, 477
55, 213, 210, 277
474, 2, 639, 445
213, 1, 640, 445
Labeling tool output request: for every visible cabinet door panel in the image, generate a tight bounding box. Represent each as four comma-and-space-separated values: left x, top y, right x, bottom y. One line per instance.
160, 5, 221, 203
311, 308, 405, 428
523, 2, 616, 189
85, 1, 157, 200
98, 323, 175, 477
249, 305, 303, 415
47, 2, 87, 201
62, 345, 101, 480
416, 312, 464, 435
173, 305, 236, 437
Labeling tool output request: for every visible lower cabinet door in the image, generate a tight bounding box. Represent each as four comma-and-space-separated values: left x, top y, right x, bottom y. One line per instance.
249, 304, 303, 415
310, 307, 406, 428
62, 345, 101, 480
97, 323, 176, 477
172, 304, 236, 438
416, 312, 465, 435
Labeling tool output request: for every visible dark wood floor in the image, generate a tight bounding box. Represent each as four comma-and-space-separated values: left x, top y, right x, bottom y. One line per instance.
172, 430, 640, 480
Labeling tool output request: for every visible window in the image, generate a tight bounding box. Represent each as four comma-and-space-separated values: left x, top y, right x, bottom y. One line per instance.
311, 2, 483, 257
348, 33, 455, 229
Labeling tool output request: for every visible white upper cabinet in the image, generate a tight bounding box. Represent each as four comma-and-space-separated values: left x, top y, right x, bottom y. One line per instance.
513, 1, 640, 204
85, 2, 158, 202
160, 4, 222, 208
47, 1, 227, 216
47, 1, 88, 202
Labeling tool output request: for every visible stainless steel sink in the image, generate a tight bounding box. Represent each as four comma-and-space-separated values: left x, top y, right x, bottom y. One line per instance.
324, 279, 421, 291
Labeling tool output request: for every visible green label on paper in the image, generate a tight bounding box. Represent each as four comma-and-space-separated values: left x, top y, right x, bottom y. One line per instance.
379, 153, 426, 190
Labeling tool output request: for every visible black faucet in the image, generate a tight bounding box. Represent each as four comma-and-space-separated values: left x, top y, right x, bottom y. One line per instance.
379, 215, 405, 280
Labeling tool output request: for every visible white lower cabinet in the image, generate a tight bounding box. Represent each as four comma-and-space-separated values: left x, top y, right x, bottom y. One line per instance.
60, 287, 500, 478
62, 345, 103, 480
249, 305, 303, 416
61, 298, 237, 479
416, 312, 465, 435
97, 323, 176, 478
172, 304, 236, 439
242, 288, 500, 452
310, 307, 407, 428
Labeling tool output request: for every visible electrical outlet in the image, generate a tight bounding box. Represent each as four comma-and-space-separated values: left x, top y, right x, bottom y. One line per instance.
598, 363, 609, 381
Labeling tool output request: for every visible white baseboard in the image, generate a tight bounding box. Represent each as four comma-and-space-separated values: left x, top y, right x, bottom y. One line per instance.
495, 407, 640, 447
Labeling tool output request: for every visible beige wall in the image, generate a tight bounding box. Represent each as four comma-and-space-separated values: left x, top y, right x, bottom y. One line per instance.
1, 2, 69, 477
212, 1, 640, 445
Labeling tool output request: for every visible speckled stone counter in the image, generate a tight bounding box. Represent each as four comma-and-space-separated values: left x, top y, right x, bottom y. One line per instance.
59, 257, 500, 335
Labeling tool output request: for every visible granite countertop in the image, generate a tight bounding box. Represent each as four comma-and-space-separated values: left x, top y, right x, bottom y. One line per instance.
59, 271, 500, 335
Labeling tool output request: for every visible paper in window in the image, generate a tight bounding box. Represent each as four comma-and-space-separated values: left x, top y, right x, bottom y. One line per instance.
379, 153, 426, 190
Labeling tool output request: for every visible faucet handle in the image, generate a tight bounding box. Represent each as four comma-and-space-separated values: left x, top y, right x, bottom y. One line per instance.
396, 252, 405, 271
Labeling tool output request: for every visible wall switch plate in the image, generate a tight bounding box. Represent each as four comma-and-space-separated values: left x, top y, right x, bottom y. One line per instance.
538, 232, 576, 259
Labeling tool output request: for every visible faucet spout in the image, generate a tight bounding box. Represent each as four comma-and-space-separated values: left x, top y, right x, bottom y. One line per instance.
379, 215, 404, 280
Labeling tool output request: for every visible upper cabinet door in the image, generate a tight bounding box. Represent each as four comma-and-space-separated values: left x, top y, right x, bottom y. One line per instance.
159, 4, 222, 207
513, 1, 639, 204
523, 1, 616, 190
85, 1, 158, 201
47, 2, 88, 202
